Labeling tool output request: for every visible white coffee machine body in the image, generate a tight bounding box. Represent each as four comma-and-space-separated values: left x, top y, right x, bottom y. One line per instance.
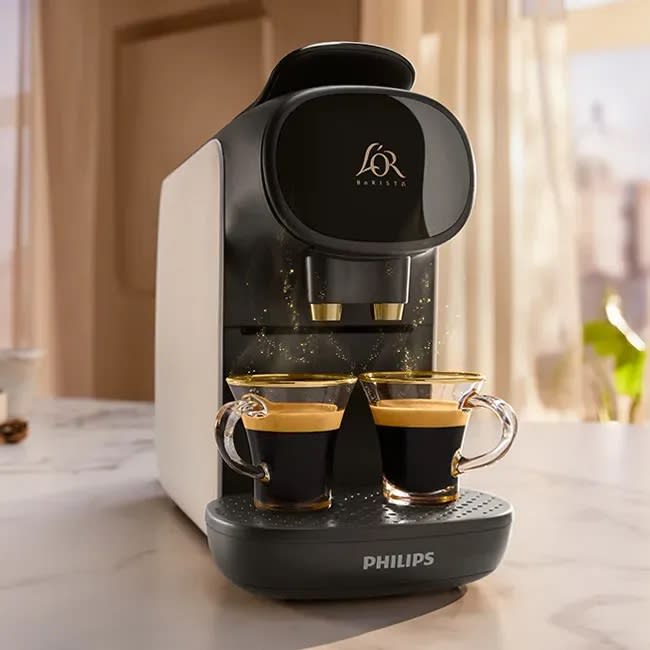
155, 139, 225, 532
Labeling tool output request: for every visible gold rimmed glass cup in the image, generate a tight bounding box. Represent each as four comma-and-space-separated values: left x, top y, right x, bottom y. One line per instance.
359, 371, 518, 506
215, 373, 357, 512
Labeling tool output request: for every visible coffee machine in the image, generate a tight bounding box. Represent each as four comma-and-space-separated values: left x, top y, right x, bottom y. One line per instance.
155, 42, 512, 599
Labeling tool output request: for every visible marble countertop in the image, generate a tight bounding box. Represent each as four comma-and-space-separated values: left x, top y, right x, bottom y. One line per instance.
1, 399, 648, 650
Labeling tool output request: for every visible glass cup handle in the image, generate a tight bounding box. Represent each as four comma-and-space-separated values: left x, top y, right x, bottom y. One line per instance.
214, 393, 271, 483
451, 391, 518, 477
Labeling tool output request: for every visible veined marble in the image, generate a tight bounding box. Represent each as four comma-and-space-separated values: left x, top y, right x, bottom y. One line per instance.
1, 399, 648, 650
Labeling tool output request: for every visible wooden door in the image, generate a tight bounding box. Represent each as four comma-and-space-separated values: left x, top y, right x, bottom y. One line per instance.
90, 0, 361, 399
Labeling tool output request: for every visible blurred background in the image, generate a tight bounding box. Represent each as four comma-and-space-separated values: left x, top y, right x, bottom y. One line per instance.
0, 0, 648, 422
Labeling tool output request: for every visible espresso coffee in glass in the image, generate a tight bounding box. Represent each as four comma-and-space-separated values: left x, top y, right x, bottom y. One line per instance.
360, 371, 517, 506
215, 374, 356, 511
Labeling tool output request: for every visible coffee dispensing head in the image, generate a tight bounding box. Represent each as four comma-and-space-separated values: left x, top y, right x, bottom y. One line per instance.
306, 254, 410, 322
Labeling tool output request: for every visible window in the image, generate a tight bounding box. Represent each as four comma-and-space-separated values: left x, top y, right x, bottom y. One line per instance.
570, 48, 650, 337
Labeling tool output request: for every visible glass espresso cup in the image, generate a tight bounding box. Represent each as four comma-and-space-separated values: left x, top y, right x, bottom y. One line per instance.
359, 371, 517, 506
215, 374, 357, 511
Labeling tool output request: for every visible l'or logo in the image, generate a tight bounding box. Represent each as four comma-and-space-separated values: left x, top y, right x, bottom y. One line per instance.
356, 142, 406, 179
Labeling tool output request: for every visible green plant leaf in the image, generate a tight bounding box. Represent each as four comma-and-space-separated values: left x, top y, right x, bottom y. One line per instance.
583, 320, 646, 400
583, 321, 626, 357
613, 350, 646, 398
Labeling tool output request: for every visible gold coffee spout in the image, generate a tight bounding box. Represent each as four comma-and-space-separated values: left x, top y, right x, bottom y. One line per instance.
310, 303, 343, 321
372, 303, 405, 321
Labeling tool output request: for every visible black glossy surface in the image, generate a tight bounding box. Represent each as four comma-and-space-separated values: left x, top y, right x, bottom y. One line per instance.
265, 89, 474, 256
246, 42, 415, 110
277, 95, 425, 242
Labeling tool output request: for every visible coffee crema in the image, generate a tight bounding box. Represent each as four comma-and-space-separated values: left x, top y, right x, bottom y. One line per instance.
369, 399, 468, 428
242, 401, 342, 432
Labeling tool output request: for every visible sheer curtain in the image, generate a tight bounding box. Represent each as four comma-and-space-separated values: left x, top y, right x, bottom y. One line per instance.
0, 1, 25, 350
362, 0, 583, 418
1, 0, 57, 393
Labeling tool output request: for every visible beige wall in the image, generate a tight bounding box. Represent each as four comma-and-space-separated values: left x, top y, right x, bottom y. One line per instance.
32, 0, 361, 399
32, 0, 100, 395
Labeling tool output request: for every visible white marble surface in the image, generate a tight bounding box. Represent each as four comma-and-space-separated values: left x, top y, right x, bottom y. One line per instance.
1, 399, 649, 650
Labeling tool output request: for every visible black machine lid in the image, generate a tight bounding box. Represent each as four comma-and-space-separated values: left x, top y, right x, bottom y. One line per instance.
262, 87, 475, 257
245, 42, 415, 111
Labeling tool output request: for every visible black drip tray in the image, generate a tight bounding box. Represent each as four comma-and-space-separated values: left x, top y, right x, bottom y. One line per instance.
206, 488, 513, 600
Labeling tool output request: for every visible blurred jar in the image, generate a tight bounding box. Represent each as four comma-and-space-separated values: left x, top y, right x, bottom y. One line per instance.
0, 349, 43, 419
